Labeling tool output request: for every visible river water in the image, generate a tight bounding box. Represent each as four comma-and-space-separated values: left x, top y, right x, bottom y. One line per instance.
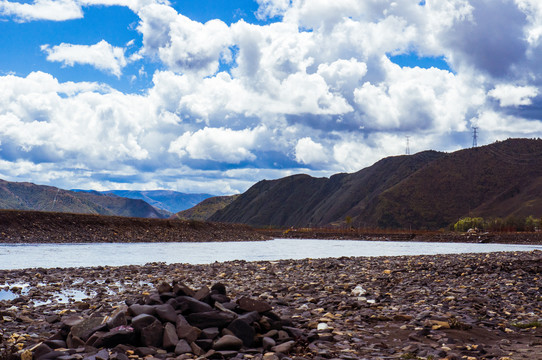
1, 238, 541, 270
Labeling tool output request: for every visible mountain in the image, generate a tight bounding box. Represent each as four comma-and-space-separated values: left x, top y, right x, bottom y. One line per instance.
210, 138, 542, 230
0, 180, 168, 218
101, 190, 214, 213
174, 195, 240, 221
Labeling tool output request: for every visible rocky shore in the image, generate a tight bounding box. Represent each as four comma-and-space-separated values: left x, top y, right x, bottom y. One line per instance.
1, 251, 541, 359
0, 210, 269, 243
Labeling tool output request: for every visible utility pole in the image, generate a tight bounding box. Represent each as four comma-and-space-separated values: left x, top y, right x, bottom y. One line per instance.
405, 136, 411, 155
472, 127, 478, 148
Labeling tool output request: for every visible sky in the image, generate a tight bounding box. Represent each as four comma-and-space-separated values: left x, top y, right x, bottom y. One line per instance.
0, 0, 542, 195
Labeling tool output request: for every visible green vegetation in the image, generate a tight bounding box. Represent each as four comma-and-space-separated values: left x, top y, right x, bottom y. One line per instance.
512, 321, 542, 329
452, 216, 541, 232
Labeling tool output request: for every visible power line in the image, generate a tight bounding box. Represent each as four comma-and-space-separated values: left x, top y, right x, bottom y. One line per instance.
472, 127, 478, 148
405, 136, 410, 155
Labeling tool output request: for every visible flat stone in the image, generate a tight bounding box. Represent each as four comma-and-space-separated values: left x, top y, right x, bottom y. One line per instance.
213, 335, 243, 351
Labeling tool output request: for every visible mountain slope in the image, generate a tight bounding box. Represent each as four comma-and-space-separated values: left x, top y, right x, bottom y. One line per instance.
210, 150, 445, 227
211, 138, 542, 229
174, 195, 240, 221
367, 138, 542, 229
102, 190, 213, 213
0, 180, 167, 218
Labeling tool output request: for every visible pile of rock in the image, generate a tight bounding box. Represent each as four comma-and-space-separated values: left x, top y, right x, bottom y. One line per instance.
22, 281, 303, 360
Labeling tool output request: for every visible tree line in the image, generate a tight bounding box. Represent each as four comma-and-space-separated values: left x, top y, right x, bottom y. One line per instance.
452, 216, 541, 232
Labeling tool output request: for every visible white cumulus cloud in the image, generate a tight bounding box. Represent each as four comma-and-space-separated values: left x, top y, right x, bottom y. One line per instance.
41, 40, 129, 77
488, 84, 539, 107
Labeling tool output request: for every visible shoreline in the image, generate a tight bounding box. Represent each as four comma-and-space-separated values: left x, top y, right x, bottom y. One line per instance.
1, 251, 541, 359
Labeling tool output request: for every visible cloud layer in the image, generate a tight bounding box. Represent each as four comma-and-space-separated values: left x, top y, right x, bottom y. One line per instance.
0, 0, 541, 194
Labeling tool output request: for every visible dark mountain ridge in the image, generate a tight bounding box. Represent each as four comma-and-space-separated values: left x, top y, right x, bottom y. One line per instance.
211, 138, 542, 229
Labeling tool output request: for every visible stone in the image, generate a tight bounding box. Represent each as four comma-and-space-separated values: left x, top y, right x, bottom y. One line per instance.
190, 342, 205, 356
131, 314, 159, 330
271, 340, 295, 354
194, 286, 210, 301
44, 339, 67, 349
162, 323, 179, 350
94, 326, 135, 348
172, 283, 195, 297
174, 339, 192, 355
237, 311, 260, 324
227, 319, 255, 347
62, 315, 85, 327
237, 297, 272, 313
262, 337, 276, 351
201, 327, 220, 339
33, 343, 54, 360
128, 304, 156, 317
95, 348, 109, 360
195, 339, 213, 351
70, 316, 107, 341
157, 282, 172, 294
211, 283, 227, 296
154, 303, 178, 323
176, 324, 201, 343
212, 335, 243, 351
134, 347, 156, 357
176, 296, 213, 313
106, 307, 127, 329
187, 311, 235, 329
140, 320, 163, 348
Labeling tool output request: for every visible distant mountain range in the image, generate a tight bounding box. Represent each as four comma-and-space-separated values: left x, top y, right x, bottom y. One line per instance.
210, 138, 542, 230
84, 190, 213, 214
0, 181, 168, 218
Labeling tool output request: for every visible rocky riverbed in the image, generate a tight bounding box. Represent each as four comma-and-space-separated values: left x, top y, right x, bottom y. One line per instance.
1, 251, 541, 360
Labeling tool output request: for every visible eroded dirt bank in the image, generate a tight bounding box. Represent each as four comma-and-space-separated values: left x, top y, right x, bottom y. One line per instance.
1, 251, 541, 359
0, 210, 269, 243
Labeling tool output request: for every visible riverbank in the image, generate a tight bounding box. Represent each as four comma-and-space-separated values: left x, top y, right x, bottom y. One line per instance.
0, 210, 269, 243
1, 251, 541, 359
259, 228, 542, 245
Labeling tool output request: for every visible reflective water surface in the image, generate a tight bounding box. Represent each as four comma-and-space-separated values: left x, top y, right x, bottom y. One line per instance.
1, 238, 541, 270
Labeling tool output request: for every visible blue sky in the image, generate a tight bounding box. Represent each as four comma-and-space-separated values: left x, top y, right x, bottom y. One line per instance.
0, 0, 541, 194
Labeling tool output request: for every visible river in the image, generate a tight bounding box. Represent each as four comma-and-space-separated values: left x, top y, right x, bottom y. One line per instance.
1, 238, 541, 270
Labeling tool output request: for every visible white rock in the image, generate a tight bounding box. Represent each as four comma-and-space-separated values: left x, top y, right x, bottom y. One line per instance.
351, 285, 367, 296
317, 323, 329, 331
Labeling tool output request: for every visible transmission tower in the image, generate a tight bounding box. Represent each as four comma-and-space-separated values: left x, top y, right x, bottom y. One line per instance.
405, 136, 411, 155
472, 127, 478, 148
